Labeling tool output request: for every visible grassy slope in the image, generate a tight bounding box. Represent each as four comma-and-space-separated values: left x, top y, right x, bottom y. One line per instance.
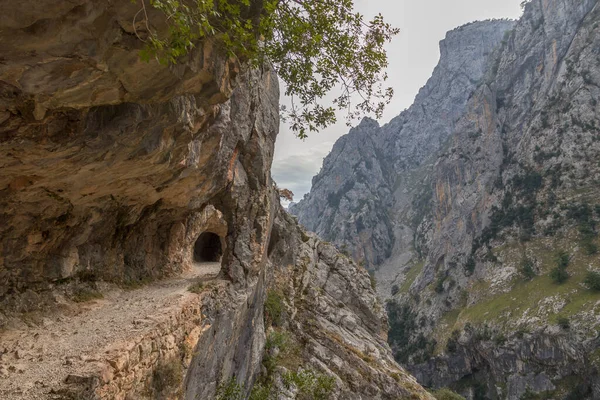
433, 231, 600, 349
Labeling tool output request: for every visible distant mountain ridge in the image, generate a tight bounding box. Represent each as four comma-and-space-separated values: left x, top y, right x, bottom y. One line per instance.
291, 19, 516, 269
290, 0, 600, 398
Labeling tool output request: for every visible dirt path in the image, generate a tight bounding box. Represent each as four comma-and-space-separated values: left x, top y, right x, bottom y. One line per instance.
0, 262, 222, 399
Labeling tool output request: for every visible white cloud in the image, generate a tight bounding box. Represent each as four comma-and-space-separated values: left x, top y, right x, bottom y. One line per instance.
271, 145, 332, 203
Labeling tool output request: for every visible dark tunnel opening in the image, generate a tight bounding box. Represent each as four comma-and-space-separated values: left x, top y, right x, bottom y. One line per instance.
193, 232, 223, 263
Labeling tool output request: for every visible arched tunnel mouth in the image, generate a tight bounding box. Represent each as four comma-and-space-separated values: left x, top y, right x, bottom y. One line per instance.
193, 232, 223, 263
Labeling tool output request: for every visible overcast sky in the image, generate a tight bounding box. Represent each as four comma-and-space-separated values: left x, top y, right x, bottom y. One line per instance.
271, 0, 523, 203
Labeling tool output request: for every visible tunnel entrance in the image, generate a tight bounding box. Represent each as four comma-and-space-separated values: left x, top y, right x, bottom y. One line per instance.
193, 232, 223, 263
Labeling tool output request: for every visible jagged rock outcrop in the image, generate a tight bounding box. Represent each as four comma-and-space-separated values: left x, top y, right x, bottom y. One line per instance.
291, 0, 600, 398
0, 1, 431, 399
263, 208, 432, 400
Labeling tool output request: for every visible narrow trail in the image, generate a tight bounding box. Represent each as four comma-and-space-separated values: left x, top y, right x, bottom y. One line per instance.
0, 262, 222, 399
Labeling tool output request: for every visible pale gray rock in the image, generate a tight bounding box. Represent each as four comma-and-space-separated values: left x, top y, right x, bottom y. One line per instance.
0, 0, 433, 398
291, 0, 600, 398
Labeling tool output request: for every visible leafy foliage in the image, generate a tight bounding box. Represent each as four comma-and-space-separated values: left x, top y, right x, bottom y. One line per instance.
464, 256, 476, 276
134, 0, 399, 138
473, 169, 544, 253
556, 250, 570, 269
262, 330, 290, 377
152, 358, 183, 396
282, 369, 335, 400
386, 300, 416, 362
216, 378, 244, 400
187, 279, 204, 293
445, 330, 460, 353
549, 267, 569, 284
433, 388, 466, 400
584, 271, 600, 291
520, 256, 536, 280
387, 299, 436, 363
251, 329, 300, 399
566, 203, 598, 254
519, 388, 540, 400
557, 316, 570, 330
550, 250, 570, 284
264, 289, 285, 326
369, 271, 377, 290
435, 274, 447, 294
249, 382, 273, 400
71, 287, 103, 303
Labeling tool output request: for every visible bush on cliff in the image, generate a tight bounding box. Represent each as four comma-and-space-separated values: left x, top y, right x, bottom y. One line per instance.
264, 290, 285, 326
549, 250, 570, 284
520, 256, 536, 280
584, 271, 600, 291
433, 388, 466, 400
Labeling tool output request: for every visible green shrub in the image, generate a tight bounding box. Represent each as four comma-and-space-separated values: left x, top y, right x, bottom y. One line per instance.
435, 275, 446, 294
555, 250, 570, 269
72, 288, 103, 303
550, 250, 570, 284
582, 236, 598, 255
262, 330, 293, 378
557, 316, 570, 330
584, 271, 600, 291
520, 388, 538, 400
433, 388, 466, 400
434, 388, 466, 400
515, 326, 529, 339
386, 300, 417, 363
391, 284, 399, 296
520, 256, 536, 280
445, 330, 460, 353
249, 382, 273, 400
188, 280, 204, 294
474, 324, 492, 342
153, 359, 183, 396
300, 230, 310, 243
464, 257, 476, 276
550, 266, 569, 284
264, 290, 285, 326
369, 272, 377, 290
216, 378, 244, 400
266, 330, 290, 351
282, 369, 335, 400
494, 333, 507, 346
564, 384, 593, 400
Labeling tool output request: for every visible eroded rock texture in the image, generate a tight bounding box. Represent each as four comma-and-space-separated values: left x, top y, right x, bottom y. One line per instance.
0, 1, 431, 399
290, 19, 515, 272
264, 208, 433, 399
291, 0, 600, 398
0, 0, 269, 294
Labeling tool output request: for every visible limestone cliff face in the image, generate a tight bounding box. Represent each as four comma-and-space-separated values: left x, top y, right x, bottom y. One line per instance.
291, 0, 600, 398
0, 1, 430, 399
0, 0, 269, 292
290, 20, 515, 270
405, 1, 600, 398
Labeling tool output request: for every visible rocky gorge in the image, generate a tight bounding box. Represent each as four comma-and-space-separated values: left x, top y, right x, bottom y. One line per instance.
0, 1, 433, 399
292, 0, 600, 399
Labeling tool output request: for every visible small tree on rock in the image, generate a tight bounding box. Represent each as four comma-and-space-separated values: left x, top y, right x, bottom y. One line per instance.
584, 271, 600, 291
550, 250, 570, 284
